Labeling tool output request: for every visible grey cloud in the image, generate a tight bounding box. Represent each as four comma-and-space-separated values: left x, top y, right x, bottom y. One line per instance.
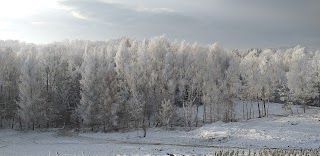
2, 0, 320, 48
59, 0, 186, 24
58, 0, 198, 39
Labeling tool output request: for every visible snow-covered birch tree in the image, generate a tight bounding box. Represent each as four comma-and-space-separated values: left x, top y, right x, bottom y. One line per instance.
17, 48, 44, 130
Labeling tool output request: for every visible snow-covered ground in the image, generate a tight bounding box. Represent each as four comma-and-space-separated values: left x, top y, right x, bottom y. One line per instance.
1, 102, 320, 155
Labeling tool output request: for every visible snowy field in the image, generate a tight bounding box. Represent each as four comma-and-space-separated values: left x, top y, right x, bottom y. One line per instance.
1, 102, 320, 156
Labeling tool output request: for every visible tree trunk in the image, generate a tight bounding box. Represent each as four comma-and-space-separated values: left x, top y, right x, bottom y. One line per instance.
203, 101, 206, 124
153, 87, 158, 126
63, 111, 67, 129
242, 100, 245, 120
250, 99, 254, 119
143, 124, 146, 137
143, 100, 147, 126
19, 120, 22, 130
148, 114, 151, 126
11, 117, 14, 129
318, 83, 320, 106
123, 102, 127, 129
0, 86, 2, 128
46, 69, 50, 129
246, 101, 249, 120
210, 103, 213, 123
257, 99, 261, 118
267, 100, 270, 118
183, 102, 187, 127
249, 100, 252, 119
196, 102, 199, 127
263, 100, 266, 117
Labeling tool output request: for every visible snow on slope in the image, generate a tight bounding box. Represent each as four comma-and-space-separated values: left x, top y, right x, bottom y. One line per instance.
0, 102, 320, 155
193, 101, 320, 149
195, 113, 320, 149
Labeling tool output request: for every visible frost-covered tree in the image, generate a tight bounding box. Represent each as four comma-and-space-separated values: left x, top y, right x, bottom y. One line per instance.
17, 48, 45, 130
176, 41, 195, 126
240, 49, 262, 119
77, 46, 101, 130
190, 43, 207, 126
2, 36, 320, 131
286, 46, 315, 113
37, 45, 72, 128
0, 47, 19, 128
136, 39, 153, 126
114, 37, 132, 128
225, 52, 241, 121
147, 36, 171, 125
261, 50, 286, 116
310, 50, 320, 106
159, 99, 175, 128
124, 40, 145, 128
95, 44, 118, 131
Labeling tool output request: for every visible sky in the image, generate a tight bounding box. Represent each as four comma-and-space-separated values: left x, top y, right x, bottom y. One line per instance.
0, 0, 319, 48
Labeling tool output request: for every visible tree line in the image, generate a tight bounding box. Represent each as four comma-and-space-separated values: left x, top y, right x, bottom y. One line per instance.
0, 36, 319, 131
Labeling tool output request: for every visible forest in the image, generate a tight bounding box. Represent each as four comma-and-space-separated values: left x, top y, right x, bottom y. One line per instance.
0, 36, 319, 131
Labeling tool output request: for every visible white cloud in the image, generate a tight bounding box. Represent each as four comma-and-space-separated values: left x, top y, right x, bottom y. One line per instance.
31, 21, 45, 25
97, 0, 179, 14
137, 7, 178, 13
0, 0, 60, 18
71, 11, 88, 20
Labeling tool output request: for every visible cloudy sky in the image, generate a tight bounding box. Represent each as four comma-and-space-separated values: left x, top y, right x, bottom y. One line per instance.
0, 0, 319, 48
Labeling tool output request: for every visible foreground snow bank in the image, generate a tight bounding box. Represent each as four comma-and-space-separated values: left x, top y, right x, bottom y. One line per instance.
0, 103, 319, 155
